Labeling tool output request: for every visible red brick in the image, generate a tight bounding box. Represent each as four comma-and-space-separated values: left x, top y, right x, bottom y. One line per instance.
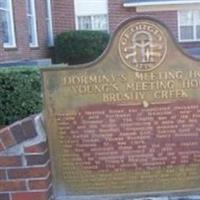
0, 0, 51, 62
52, 0, 75, 34
1, 0, 200, 62
109, 0, 176, 35
26, 151, 49, 166
181, 42, 200, 49
0, 141, 4, 151
0, 128, 16, 148
0, 193, 9, 200
12, 191, 48, 200
0, 180, 26, 192
0, 156, 22, 167
0, 169, 6, 180
21, 117, 37, 139
24, 141, 47, 153
8, 164, 50, 179
29, 173, 51, 190
10, 123, 26, 144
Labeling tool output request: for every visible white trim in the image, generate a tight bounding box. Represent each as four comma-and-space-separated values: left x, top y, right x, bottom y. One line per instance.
136, 4, 200, 12
46, 0, 54, 47
0, 7, 8, 11
74, 0, 78, 30
91, 15, 95, 30
30, 0, 38, 47
178, 10, 200, 42
1, 0, 16, 48
178, 10, 181, 42
27, 0, 38, 48
124, 0, 200, 7
75, 16, 79, 31
105, 0, 109, 32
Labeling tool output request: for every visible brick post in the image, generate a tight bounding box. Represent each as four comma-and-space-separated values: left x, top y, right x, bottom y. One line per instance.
0, 115, 53, 200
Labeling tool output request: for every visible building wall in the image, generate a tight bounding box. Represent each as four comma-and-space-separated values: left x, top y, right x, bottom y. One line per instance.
108, 0, 178, 37
0, 0, 199, 63
52, 0, 75, 35
0, 0, 51, 63
60, 0, 178, 37
107, 0, 200, 49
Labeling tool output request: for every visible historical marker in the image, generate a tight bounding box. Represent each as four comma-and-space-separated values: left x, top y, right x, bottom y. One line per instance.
41, 17, 200, 200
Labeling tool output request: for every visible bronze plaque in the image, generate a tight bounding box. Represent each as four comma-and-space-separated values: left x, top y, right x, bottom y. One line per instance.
41, 17, 200, 199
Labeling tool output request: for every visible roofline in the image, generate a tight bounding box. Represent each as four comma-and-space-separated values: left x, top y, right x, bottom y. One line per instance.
124, 0, 200, 7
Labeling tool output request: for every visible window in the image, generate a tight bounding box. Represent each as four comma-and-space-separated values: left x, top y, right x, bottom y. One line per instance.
74, 0, 108, 31
178, 10, 200, 42
45, 0, 54, 47
0, 0, 16, 48
77, 14, 108, 31
26, 0, 38, 47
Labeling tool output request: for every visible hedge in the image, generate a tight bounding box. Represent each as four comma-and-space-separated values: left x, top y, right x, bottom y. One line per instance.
0, 67, 42, 125
55, 31, 110, 65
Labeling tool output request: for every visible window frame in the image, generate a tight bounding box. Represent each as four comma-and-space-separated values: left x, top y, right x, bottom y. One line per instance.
178, 10, 200, 42
45, 0, 54, 47
0, 0, 16, 48
26, 0, 38, 48
76, 14, 109, 31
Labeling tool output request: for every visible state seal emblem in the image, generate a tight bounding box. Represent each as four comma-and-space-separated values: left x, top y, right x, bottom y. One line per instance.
119, 21, 167, 72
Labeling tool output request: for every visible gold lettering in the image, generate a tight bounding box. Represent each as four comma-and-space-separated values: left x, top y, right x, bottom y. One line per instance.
134, 71, 183, 81
182, 79, 200, 89
63, 70, 200, 101
71, 84, 119, 94
154, 90, 188, 99
103, 92, 143, 102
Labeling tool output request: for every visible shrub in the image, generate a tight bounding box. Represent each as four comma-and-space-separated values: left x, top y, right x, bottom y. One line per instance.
55, 31, 110, 65
0, 67, 42, 125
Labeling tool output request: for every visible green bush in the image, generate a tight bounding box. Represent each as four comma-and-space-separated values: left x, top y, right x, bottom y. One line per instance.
55, 31, 110, 65
0, 67, 42, 125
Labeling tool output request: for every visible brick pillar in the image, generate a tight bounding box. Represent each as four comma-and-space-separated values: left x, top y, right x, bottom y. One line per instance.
0, 115, 53, 200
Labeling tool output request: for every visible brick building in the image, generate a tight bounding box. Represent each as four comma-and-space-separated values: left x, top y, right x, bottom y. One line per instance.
0, 0, 200, 63
0, 0, 54, 63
